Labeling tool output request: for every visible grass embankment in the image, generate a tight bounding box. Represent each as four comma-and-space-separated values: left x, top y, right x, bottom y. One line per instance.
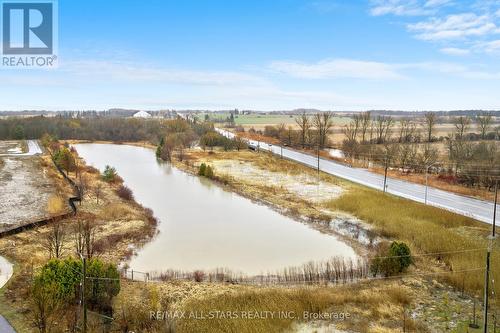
176, 283, 419, 333
327, 188, 494, 295
114, 278, 427, 332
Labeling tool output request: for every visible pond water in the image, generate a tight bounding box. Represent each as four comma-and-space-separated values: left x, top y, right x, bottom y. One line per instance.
0, 256, 13, 288
74, 144, 356, 275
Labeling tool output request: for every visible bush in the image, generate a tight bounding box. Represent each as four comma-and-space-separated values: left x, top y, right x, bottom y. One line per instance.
116, 185, 134, 201
205, 165, 214, 179
101, 165, 118, 182
198, 163, 207, 176
193, 270, 205, 282
370, 241, 413, 277
32, 258, 120, 317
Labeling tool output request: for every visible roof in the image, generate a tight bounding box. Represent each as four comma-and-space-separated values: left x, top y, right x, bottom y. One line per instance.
132, 111, 152, 118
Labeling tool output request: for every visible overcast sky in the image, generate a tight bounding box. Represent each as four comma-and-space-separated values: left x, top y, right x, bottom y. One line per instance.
1, 0, 500, 111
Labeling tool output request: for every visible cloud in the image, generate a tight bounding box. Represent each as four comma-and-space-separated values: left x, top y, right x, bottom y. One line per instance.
439, 47, 471, 55
369, 0, 451, 16
370, 0, 433, 16
424, 0, 452, 8
399, 61, 500, 79
268, 59, 403, 80
59, 60, 268, 87
408, 13, 499, 40
269, 58, 500, 81
475, 39, 500, 53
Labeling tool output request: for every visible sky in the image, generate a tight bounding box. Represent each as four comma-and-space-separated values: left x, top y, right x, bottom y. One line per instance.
1, 0, 500, 111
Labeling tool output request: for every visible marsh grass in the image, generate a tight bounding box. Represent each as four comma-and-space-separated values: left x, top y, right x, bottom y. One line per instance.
327, 188, 497, 295
175, 283, 420, 333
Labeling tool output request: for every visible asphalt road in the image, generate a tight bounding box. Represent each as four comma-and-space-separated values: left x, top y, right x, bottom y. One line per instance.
0, 316, 15, 333
0, 140, 42, 157
217, 129, 498, 225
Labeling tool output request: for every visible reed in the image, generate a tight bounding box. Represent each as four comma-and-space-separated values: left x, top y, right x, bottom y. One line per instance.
327, 187, 496, 296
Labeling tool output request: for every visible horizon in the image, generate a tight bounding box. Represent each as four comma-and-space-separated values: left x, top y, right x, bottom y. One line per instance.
1, 0, 500, 110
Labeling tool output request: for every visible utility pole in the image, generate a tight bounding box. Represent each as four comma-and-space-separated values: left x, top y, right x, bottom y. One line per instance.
424, 162, 438, 205
383, 158, 388, 193
425, 166, 429, 204
82, 256, 87, 333
484, 180, 498, 333
316, 144, 320, 175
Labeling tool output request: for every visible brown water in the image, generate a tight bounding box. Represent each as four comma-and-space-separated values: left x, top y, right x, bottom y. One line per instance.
0, 256, 13, 288
74, 144, 356, 275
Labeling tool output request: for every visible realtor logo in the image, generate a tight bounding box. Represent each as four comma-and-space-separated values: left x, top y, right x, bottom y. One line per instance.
1, 0, 57, 67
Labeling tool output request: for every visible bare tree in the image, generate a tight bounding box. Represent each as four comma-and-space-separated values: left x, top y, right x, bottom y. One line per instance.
416, 144, 439, 172
73, 218, 85, 256
295, 111, 311, 148
423, 112, 437, 142
77, 173, 89, 204
343, 117, 360, 142
72, 215, 98, 259
375, 116, 394, 144
453, 116, 471, 141
94, 183, 102, 204
313, 112, 334, 148
476, 114, 492, 140
360, 111, 371, 143
398, 119, 416, 143
45, 219, 66, 259
396, 143, 417, 171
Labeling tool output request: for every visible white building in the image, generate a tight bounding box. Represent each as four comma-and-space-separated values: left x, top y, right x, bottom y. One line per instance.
132, 111, 152, 118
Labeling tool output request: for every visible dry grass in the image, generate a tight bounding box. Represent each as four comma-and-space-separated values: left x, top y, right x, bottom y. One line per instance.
174, 281, 428, 333
45, 195, 65, 215
327, 187, 494, 295
112, 278, 429, 333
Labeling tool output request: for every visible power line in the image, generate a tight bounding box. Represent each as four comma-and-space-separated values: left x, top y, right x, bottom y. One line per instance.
371, 248, 487, 260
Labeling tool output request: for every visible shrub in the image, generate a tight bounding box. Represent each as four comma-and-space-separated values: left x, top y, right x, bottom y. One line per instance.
53, 147, 76, 173
370, 241, 413, 277
205, 165, 214, 179
116, 185, 134, 201
198, 163, 207, 176
33, 258, 120, 314
193, 270, 205, 282
101, 165, 118, 182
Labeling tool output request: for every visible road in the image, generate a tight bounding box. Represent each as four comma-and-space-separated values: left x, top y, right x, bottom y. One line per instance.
216, 129, 498, 225
0, 140, 42, 157
0, 256, 15, 333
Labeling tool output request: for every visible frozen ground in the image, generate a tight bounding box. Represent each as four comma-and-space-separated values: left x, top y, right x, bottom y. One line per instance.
0, 141, 56, 233
212, 160, 343, 204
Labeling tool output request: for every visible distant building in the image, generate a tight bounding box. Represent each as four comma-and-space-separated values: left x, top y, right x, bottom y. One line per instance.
132, 111, 152, 118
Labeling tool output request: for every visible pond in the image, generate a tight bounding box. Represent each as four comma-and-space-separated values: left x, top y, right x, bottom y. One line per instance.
74, 144, 356, 276
0, 256, 13, 288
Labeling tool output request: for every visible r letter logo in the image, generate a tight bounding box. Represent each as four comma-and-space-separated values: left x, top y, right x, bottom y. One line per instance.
1, 0, 57, 68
